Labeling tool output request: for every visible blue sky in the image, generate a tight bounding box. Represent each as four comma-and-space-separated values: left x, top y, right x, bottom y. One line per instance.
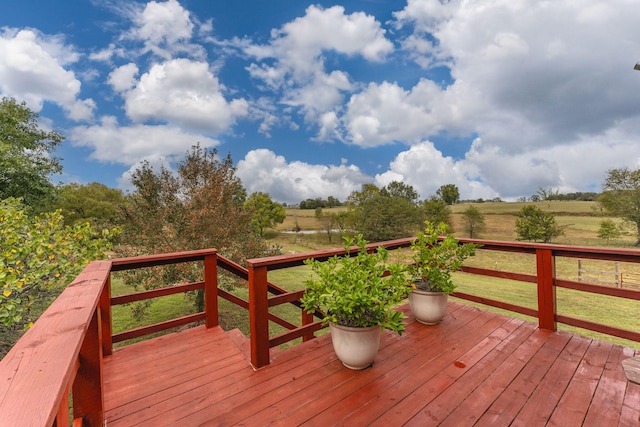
2, 0, 640, 204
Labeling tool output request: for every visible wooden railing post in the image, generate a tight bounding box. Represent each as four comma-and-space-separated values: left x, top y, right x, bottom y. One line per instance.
301, 309, 315, 342
73, 309, 104, 426
101, 274, 112, 356
204, 253, 219, 328
536, 248, 557, 331
248, 263, 270, 368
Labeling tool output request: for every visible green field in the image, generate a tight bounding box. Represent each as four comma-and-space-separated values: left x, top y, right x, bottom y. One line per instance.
111, 201, 640, 350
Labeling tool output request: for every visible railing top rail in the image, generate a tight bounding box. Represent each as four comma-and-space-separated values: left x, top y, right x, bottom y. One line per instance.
457, 238, 640, 262
246, 236, 640, 270
110, 248, 218, 271
0, 260, 111, 426
246, 237, 415, 270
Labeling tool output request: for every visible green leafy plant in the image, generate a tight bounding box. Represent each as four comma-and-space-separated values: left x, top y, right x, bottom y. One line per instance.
301, 235, 411, 334
410, 221, 479, 293
0, 197, 118, 328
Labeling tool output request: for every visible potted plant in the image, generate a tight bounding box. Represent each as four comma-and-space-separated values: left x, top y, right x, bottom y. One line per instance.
300, 235, 411, 369
409, 221, 479, 324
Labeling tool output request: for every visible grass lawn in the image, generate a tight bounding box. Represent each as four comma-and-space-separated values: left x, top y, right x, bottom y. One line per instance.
453, 271, 640, 349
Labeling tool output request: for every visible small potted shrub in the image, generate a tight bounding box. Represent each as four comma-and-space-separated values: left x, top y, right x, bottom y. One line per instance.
409, 221, 479, 324
301, 235, 410, 369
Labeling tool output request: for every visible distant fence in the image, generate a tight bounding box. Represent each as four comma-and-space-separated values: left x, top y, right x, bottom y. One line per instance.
577, 260, 640, 289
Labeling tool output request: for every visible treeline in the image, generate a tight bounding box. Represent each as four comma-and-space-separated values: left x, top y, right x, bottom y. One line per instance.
298, 196, 343, 209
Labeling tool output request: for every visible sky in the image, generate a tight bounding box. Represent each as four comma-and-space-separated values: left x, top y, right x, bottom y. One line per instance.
2, 0, 640, 205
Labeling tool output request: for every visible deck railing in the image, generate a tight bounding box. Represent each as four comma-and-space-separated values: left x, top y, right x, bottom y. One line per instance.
2, 238, 640, 424
245, 238, 640, 368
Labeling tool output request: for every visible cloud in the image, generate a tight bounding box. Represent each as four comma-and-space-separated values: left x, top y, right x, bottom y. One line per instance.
375, 141, 498, 201
393, 0, 640, 150
124, 0, 206, 59
237, 149, 371, 204
108, 63, 139, 92
69, 115, 219, 166
116, 58, 248, 133
336, 0, 640, 199
243, 5, 393, 129
0, 27, 95, 120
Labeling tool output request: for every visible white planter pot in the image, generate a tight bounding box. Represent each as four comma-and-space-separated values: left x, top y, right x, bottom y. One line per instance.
409, 290, 449, 325
329, 323, 381, 370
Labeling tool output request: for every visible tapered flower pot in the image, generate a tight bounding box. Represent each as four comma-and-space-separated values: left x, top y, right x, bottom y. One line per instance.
329, 323, 381, 370
409, 290, 448, 325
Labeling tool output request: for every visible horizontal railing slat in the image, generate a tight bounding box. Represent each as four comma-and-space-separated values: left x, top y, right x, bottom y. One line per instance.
452, 292, 538, 318
268, 290, 305, 307
111, 281, 204, 305
112, 313, 206, 343
556, 314, 640, 342
269, 321, 325, 348
556, 278, 640, 300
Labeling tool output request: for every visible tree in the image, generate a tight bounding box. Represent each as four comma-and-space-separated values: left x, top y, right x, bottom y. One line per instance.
515, 205, 564, 243
537, 187, 560, 201
0, 97, 65, 212
318, 211, 337, 243
597, 219, 621, 245
326, 196, 341, 208
420, 196, 453, 231
244, 192, 286, 237
599, 167, 640, 245
53, 182, 125, 229
0, 198, 116, 355
436, 184, 460, 205
347, 182, 423, 241
118, 145, 266, 312
461, 205, 486, 238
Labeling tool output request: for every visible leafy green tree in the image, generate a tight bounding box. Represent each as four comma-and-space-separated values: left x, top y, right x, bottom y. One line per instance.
599, 167, 640, 245
515, 205, 564, 243
326, 196, 341, 208
54, 182, 125, 229
0, 198, 117, 355
0, 97, 65, 212
597, 219, 622, 245
347, 182, 423, 241
244, 192, 286, 237
118, 145, 266, 313
461, 205, 486, 238
420, 196, 453, 231
436, 184, 460, 205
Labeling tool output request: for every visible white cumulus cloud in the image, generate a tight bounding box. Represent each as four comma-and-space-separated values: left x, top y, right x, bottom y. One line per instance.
237, 149, 371, 205
117, 58, 248, 133
0, 27, 94, 120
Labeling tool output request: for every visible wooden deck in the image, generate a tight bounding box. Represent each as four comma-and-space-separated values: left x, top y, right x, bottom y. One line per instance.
103, 302, 640, 426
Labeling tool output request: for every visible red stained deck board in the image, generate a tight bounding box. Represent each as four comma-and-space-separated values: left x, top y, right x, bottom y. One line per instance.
584, 345, 635, 425
238, 304, 487, 426
547, 339, 613, 426
508, 333, 591, 426
354, 314, 523, 427
406, 320, 541, 427
101, 302, 639, 426
138, 333, 337, 425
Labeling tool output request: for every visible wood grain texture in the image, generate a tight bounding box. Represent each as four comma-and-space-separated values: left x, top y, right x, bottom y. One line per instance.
102, 302, 639, 426
0, 261, 110, 427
